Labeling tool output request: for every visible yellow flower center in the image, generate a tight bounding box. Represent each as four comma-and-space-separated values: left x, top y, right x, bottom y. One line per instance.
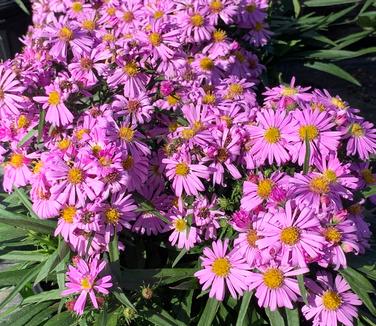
245, 4, 256, 12
213, 29, 226, 42
33, 161, 43, 174
17, 115, 29, 129
221, 115, 232, 127
75, 128, 89, 140
175, 162, 190, 176
212, 258, 231, 277
122, 156, 134, 170
105, 208, 120, 224
282, 87, 296, 96
149, 32, 162, 46
311, 102, 326, 112
168, 122, 178, 132
48, 91, 60, 106
264, 127, 281, 144
323, 169, 337, 183
217, 148, 228, 163
58, 139, 71, 150
80, 58, 93, 70
247, 229, 259, 247
299, 125, 319, 141
181, 128, 195, 139
103, 33, 115, 42
123, 61, 139, 76
361, 168, 375, 184
255, 22, 263, 31
153, 10, 164, 19
257, 179, 273, 199
71, 1, 82, 12
280, 226, 300, 245
322, 290, 342, 310
67, 167, 83, 185
9, 153, 25, 168
91, 144, 102, 156
203, 92, 216, 104
199, 57, 214, 71
118, 127, 135, 142
331, 97, 346, 109
82, 20, 95, 31
60, 206, 76, 223
99, 156, 112, 166
59, 27, 73, 41
174, 218, 187, 232
350, 123, 364, 137
210, 0, 223, 13
106, 7, 116, 16
123, 11, 134, 22
309, 176, 330, 194
263, 268, 284, 289
324, 227, 342, 244
191, 13, 204, 27
167, 94, 180, 106
80, 276, 92, 290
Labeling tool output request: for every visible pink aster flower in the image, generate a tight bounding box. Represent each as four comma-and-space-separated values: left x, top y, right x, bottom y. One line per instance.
167, 210, 199, 250
194, 239, 252, 301
33, 85, 73, 126
248, 262, 308, 311
257, 200, 325, 267
163, 152, 211, 197
302, 271, 361, 326
345, 118, 376, 160
289, 109, 342, 165
54, 205, 78, 243
113, 93, 154, 124
62, 258, 112, 315
0, 65, 25, 117
207, 0, 238, 24
116, 1, 144, 34
247, 109, 295, 165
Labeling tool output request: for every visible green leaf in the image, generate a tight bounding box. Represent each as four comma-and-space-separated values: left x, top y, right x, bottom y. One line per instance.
304, 62, 361, 86
94, 308, 107, 326
304, 0, 359, 7
27, 303, 59, 326
340, 268, 376, 315
106, 307, 122, 326
17, 129, 37, 148
172, 249, 187, 268
265, 308, 285, 326
358, 11, 376, 28
285, 308, 300, 326
0, 302, 52, 326
0, 208, 56, 234
0, 264, 40, 311
13, 188, 39, 219
292, 0, 301, 17
297, 274, 308, 305
236, 291, 253, 326
37, 109, 46, 143
140, 307, 183, 326
197, 298, 220, 326
113, 288, 136, 311
14, 0, 29, 15
0, 268, 35, 287
34, 249, 60, 284
362, 185, 376, 198
0, 250, 47, 262
303, 135, 310, 175
22, 289, 62, 305
43, 311, 77, 326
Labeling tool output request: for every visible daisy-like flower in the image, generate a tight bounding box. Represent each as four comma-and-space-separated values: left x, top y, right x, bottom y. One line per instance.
99, 192, 137, 243
163, 152, 211, 197
194, 239, 252, 301
289, 108, 342, 166
248, 262, 308, 310
167, 210, 198, 250
54, 205, 77, 242
113, 93, 154, 124
207, 0, 238, 24
33, 85, 74, 126
247, 109, 295, 165
241, 172, 285, 212
116, 1, 144, 34
345, 118, 376, 160
0, 65, 25, 117
257, 200, 325, 267
62, 258, 112, 315
302, 271, 362, 326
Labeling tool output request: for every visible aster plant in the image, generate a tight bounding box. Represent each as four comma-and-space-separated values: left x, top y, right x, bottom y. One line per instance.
0, 0, 375, 326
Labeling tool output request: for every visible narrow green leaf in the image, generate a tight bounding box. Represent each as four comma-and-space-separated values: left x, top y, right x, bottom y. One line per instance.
362, 185, 376, 198
94, 308, 107, 326
236, 291, 253, 326
0, 268, 34, 287
172, 249, 187, 268
304, 0, 358, 7
0, 250, 47, 262
17, 129, 36, 148
13, 188, 39, 219
303, 134, 310, 175
285, 308, 300, 326
0, 208, 56, 234
0, 264, 40, 310
304, 62, 361, 86
297, 274, 308, 305
37, 109, 46, 143
292, 0, 301, 17
197, 298, 220, 326
106, 307, 122, 326
0, 302, 52, 326
265, 308, 285, 326
140, 307, 183, 326
27, 303, 59, 326
113, 288, 136, 311
22, 289, 62, 305
43, 311, 77, 326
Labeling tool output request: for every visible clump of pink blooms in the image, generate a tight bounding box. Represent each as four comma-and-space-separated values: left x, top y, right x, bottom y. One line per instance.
0, 0, 374, 323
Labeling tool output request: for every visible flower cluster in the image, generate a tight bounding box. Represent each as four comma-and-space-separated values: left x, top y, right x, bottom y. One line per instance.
0, 0, 374, 324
